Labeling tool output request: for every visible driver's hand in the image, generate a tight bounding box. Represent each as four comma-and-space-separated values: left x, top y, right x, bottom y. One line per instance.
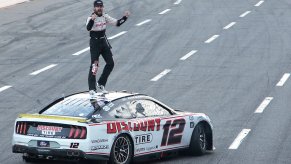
91, 13, 97, 20
124, 11, 130, 17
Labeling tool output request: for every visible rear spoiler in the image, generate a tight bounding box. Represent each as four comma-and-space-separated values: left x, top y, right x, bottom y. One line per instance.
18, 114, 88, 123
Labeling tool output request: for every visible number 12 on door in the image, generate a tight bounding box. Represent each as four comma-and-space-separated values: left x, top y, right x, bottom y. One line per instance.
161, 118, 186, 146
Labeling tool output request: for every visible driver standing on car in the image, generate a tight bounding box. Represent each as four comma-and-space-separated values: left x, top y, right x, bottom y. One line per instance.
86, 0, 130, 97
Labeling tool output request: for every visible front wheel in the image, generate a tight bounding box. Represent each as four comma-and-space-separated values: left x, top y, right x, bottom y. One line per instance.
188, 123, 207, 156
109, 134, 133, 164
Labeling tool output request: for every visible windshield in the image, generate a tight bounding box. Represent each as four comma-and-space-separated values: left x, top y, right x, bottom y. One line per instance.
91, 98, 173, 120
42, 96, 109, 118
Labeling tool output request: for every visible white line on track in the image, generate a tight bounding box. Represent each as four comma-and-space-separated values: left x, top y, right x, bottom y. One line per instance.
30, 64, 57, 76
107, 31, 127, 40
150, 69, 171, 81
180, 50, 198, 60
0, 85, 12, 93
276, 73, 290, 87
72, 47, 90, 56
240, 11, 251, 18
229, 129, 251, 150
223, 22, 236, 30
159, 9, 171, 15
174, 0, 182, 5
254, 97, 273, 113
204, 35, 219, 43
136, 19, 152, 26
255, 0, 264, 7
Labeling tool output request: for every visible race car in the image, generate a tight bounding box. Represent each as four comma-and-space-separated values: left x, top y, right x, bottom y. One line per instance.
12, 91, 213, 163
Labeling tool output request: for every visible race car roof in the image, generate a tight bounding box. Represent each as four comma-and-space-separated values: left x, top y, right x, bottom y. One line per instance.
38, 91, 145, 116
68, 91, 140, 101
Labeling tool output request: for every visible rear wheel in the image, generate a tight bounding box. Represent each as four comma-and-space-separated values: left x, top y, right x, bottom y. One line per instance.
189, 123, 207, 155
109, 134, 133, 164
22, 154, 37, 163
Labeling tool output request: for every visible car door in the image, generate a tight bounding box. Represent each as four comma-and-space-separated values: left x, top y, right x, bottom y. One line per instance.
127, 99, 187, 155
126, 99, 164, 156
149, 100, 188, 151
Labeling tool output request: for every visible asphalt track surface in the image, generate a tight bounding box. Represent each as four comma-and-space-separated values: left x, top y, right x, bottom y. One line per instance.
1, 0, 291, 163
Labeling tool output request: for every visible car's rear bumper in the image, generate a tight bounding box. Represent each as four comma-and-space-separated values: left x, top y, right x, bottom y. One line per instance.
12, 144, 109, 161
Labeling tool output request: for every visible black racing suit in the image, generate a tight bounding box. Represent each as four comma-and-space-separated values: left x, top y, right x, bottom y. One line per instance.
86, 13, 127, 91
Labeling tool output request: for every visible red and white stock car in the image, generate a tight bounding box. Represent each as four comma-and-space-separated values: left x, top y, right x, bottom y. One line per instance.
12, 91, 213, 163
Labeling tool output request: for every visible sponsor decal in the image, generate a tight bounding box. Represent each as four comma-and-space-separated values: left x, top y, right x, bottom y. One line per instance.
37, 125, 62, 135
92, 114, 102, 119
107, 102, 114, 108
107, 118, 161, 133
135, 133, 153, 145
95, 22, 106, 27
136, 147, 145, 153
39, 142, 48, 147
127, 96, 142, 100
92, 139, 109, 143
28, 133, 67, 139
190, 122, 195, 128
103, 106, 110, 112
91, 145, 109, 151
37, 149, 50, 153
189, 115, 194, 121
146, 145, 158, 151
136, 145, 158, 153
38, 141, 50, 147
102, 102, 114, 112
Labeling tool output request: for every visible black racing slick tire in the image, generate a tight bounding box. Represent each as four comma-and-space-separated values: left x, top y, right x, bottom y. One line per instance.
22, 155, 36, 163
189, 123, 207, 156
109, 134, 133, 164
